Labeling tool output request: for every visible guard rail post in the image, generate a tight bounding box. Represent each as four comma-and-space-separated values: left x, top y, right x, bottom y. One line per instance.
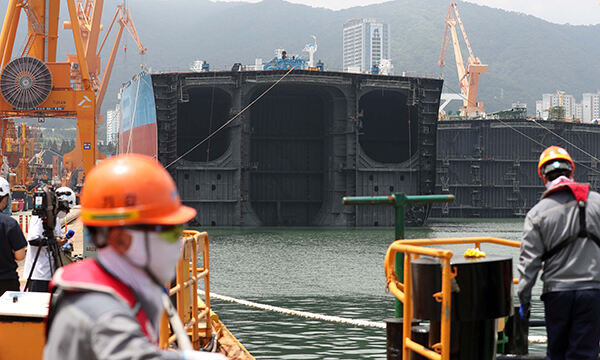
342, 193, 454, 316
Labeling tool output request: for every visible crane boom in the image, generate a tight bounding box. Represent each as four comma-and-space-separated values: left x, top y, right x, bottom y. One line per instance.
61, 0, 145, 183
96, 4, 146, 116
438, 2, 488, 118
0, 0, 145, 185
0, 0, 96, 176
65, 2, 146, 115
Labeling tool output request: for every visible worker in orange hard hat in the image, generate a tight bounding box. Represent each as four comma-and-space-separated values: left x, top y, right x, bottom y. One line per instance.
519, 146, 600, 359
536, 145, 576, 181
44, 154, 226, 360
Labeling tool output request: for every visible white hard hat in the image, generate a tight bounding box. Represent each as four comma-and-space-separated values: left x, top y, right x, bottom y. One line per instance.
0, 177, 9, 197
56, 186, 76, 209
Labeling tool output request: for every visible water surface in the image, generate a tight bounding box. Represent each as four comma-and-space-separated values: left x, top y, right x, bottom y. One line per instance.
206, 219, 545, 359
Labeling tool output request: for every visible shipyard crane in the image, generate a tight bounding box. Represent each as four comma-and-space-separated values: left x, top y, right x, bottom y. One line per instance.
0, 0, 97, 176
63, 0, 146, 179
64, 1, 146, 115
439, 2, 488, 117
0, 0, 145, 184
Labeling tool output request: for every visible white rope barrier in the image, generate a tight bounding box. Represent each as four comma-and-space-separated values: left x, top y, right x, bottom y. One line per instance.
206, 291, 385, 329
528, 335, 547, 344
207, 291, 548, 344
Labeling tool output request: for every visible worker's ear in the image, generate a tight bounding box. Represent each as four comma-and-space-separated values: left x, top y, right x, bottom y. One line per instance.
107, 228, 132, 254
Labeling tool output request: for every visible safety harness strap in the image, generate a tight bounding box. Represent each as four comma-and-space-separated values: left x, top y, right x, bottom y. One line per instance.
542, 200, 590, 261
541, 182, 600, 261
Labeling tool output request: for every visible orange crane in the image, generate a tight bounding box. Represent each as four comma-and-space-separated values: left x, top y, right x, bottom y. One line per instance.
439, 2, 488, 117
63, 0, 146, 180
0, 0, 145, 184
3, 121, 38, 203
0, 0, 96, 176
63, 1, 146, 114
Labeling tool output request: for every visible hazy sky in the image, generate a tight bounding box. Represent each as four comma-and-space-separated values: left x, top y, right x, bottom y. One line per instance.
211, 0, 600, 25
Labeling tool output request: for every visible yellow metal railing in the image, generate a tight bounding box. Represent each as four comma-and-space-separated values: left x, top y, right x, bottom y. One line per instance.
159, 230, 212, 350
384, 236, 521, 360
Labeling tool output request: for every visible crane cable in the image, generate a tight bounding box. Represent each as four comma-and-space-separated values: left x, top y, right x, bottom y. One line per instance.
165, 67, 295, 169
441, 83, 600, 176
125, 73, 143, 154
205, 70, 218, 162
530, 118, 600, 164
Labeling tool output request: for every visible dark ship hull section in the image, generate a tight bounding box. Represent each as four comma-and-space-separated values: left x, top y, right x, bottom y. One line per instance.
434, 119, 600, 218
148, 70, 442, 226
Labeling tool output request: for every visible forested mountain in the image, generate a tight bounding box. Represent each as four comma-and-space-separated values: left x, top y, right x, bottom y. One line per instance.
0, 0, 599, 118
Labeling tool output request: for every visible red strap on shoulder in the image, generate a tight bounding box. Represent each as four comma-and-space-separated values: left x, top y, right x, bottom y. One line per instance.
543, 180, 590, 202
50, 259, 155, 342
51, 259, 135, 306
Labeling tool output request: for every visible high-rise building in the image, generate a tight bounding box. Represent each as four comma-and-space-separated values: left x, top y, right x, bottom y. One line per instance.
106, 103, 121, 144
574, 103, 583, 121
343, 18, 391, 73
561, 93, 575, 119
582, 92, 600, 124
538, 91, 577, 120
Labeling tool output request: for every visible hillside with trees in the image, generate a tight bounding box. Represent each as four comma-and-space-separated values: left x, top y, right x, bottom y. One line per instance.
0, 0, 598, 119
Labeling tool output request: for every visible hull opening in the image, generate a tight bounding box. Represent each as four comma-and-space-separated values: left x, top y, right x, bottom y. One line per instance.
249, 85, 327, 226
177, 87, 232, 162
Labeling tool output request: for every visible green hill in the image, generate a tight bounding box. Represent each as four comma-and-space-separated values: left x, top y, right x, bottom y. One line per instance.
0, 0, 599, 117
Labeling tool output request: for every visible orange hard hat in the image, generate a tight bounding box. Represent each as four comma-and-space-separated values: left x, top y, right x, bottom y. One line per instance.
80, 154, 196, 227
537, 146, 575, 179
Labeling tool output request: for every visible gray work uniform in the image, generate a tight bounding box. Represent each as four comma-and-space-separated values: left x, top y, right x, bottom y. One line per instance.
44, 291, 182, 359
518, 187, 600, 305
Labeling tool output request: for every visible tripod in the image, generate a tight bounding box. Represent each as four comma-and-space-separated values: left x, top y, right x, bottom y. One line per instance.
23, 232, 63, 292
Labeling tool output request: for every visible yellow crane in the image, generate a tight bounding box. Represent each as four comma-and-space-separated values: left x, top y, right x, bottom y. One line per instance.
439, 2, 488, 118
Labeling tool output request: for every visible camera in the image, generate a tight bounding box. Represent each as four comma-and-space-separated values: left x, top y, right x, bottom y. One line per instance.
31, 185, 60, 245
25, 185, 65, 290
33, 186, 56, 218
32, 185, 67, 235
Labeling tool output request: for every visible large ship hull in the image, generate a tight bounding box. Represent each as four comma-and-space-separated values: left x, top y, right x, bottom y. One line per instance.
433, 119, 600, 217
119, 72, 158, 156
119, 70, 443, 226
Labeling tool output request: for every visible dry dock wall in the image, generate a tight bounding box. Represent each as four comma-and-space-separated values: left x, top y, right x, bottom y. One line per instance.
152, 70, 442, 226
433, 119, 600, 218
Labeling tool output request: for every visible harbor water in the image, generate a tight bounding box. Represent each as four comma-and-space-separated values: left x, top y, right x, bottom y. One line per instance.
207, 219, 546, 359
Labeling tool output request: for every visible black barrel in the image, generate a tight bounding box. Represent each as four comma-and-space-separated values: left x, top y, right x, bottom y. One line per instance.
386, 318, 422, 360
411, 255, 513, 360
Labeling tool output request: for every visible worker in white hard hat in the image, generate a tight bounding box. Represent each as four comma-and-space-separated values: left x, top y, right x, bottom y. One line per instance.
23, 186, 76, 292
0, 177, 27, 295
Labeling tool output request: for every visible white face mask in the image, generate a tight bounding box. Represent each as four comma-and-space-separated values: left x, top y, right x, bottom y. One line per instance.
545, 175, 573, 190
123, 229, 182, 286
57, 211, 67, 219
